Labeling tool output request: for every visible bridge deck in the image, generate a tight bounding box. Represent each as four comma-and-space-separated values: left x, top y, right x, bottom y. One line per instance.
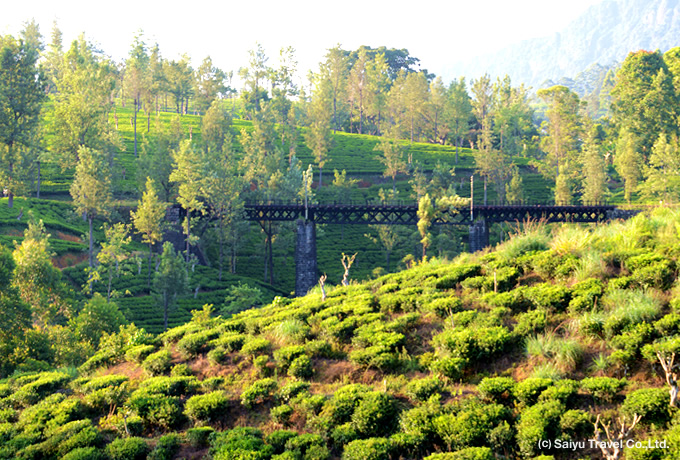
243, 203, 620, 225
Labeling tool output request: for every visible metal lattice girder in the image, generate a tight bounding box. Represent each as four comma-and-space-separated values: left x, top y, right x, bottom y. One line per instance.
243, 203, 618, 226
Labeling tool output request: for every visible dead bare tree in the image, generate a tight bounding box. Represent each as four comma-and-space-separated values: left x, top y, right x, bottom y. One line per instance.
592, 413, 642, 460
341, 252, 357, 287
319, 274, 327, 301
643, 339, 680, 407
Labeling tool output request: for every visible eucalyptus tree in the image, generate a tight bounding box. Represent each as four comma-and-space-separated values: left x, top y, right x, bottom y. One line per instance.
305, 76, 333, 188
50, 34, 118, 169
423, 76, 449, 144
166, 54, 194, 115
0, 31, 46, 208
446, 77, 473, 164
321, 44, 349, 133
70, 146, 113, 272
132, 177, 167, 288
124, 32, 150, 157
153, 242, 188, 331
537, 85, 583, 204
194, 56, 228, 113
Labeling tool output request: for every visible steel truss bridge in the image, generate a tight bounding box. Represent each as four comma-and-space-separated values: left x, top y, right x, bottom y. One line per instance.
243, 202, 625, 226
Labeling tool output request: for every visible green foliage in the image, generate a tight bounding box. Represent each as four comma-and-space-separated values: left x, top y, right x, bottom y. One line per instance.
241, 378, 277, 408
288, 355, 314, 380
621, 387, 671, 426
477, 377, 515, 404
433, 400, 509, 450
209, 426, 273, 460
270, 404, 294, 425
125, 344, 156, 364
106, 436, 150, 460
424, 447, 494, 460
559, 409, 593, 441
128, 392, 184, 430
186, 426, 215, 448
516, 399, 563, 457
514, 378, 554, 407
342, 437, 392, 460
350, 392, 398, 438
406, 377, 443, 402
185, 391, 229, 424
514, 309, 547, 336
176, 329, 220, 358
241, 337, 272, 358
148, 433, 181, 460
141, 349, 172, 376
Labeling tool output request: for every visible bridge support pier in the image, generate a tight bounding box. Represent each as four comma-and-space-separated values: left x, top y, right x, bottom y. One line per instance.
295, 220, 317, 297
469, 219, 489, 252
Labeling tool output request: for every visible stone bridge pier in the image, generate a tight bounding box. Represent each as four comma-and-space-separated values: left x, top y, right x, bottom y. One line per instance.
468, 219, 489, 253
295, 220, 317, 297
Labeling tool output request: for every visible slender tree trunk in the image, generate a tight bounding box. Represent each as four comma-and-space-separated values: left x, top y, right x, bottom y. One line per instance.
185, 213, 191, 262
147, 242, 153, 289
218, 216, 224, 281
133, 100, 138, 157
88, 215, 94, 268
318, 166, 323, 189
163, 292, 168, 331
36, 161, 40, 198
7, 160, 13, 208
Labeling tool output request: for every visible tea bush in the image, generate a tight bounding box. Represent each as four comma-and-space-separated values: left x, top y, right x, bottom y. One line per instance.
621, 387, 670, 426
106, 436, 150, 460
351, 392, 398, 438
342, 437, 393, 460
241, 378, 278, 408
141, 350, 172, 376
148, 433, 181, 460
477, 377, 515, 404
516, 399, 563, 457
186, 426, 214, 448
288, 355, 314, 379
406, 377, 443, 402
185, 391, 229, 424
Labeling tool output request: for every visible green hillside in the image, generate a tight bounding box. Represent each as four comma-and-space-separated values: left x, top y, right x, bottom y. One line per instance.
2, 207, 680, 459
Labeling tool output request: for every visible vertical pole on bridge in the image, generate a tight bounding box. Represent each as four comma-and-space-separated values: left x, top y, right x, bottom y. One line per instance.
295, 219, 317, 297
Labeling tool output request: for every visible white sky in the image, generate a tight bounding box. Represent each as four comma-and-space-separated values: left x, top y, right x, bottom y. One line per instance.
2, 0, 603, 86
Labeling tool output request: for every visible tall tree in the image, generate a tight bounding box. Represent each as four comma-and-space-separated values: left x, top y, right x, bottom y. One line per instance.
153, 242, 188, 331
166, 55, 194, 115
305, 76, 333, 188
194, 56, 227, 113
0, 32, 47, 207
581, 122, 608, 204
169, 139, 205, 261
537, 85, 583, 204
640, 133, 680, 202
89, 223, 131, 302
137, 114, 183, 202
375, 136, 407, 195
70, 146, 113, 272
614, 126, 642, 203
365, 53, 390, 135
348, 48, 369, 134
423, 76, 449, 144
131, 177, 167, 288
239, 43, 270, 116
51, 34, 118, 169
321, 45, 349, 133
446, 77, 472, 164
612, 50, 679, 155
124, 31, 150, 157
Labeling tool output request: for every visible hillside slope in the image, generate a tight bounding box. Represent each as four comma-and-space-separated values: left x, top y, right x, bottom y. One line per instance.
2, 208, 680, 459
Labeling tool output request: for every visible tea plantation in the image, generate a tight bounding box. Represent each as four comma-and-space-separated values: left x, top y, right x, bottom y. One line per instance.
3, 207, 680, 459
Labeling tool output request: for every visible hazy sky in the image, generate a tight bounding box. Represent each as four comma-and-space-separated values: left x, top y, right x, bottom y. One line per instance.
2, 0, 603, 85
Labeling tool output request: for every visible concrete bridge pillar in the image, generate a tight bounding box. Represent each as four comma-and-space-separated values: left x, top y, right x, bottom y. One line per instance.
469, 219, 489, 252
295, 220, 317, 297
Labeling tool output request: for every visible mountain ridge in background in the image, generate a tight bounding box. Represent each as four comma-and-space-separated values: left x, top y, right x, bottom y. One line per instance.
444, 0, 680, 88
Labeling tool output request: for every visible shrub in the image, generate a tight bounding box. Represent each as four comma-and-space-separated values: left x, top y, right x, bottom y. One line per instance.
186, 426, 214, 448
78, 350, 118, 374
79, 374, 128, 393
177, 330, 220, 358
207, 347, 228, 365
516, 399, 563, 457
342, 437, 393, 460
626, 253, 674, 290
539, 379, 578, 407
351, 392, 398, 438
185, 391, 229, 424
433, 401, 509, 450
559, 409, 592, 441
148, 433, 181, 460
170, 363, 192, 376
274, 345, 307, 368
141, 350, 172, 376
106, 437, 150, 460
514, 378, 554, 407
288, 355, 314, 379
424, 447, 494, 460
621, 388, 671, 426
241, 338, 272, 358
267, 429, 298, 454
524, 283, 571, 311
477, 377, 515, 404
405, 377, 443, 402
128, 393, 184, 430
284, 433, 330, 459
209, 427, 273, 459
270, 404, 294, 425
213, 333, 246, 352
423, 297, 463, 318
279, 381, 311, 403
62, 447, 106, 460
435, 264, 482, 290
241, 378, 278, 408
125, 344, 156, 364
580, 377, 626, 403
514, 309, 547, 336
136, 376, 199, 397
430, 356, 465, 380
568, 278, 604, 314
